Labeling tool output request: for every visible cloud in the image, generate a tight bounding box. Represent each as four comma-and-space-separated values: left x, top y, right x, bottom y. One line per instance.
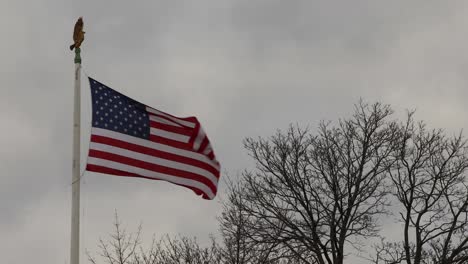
2, 1, 468, 263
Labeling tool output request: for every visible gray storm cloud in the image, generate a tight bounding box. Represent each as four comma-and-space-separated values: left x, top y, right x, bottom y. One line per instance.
1, 1, 468, 263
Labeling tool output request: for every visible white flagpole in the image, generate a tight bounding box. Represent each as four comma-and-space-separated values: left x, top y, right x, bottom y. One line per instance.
71, 47, 81, 264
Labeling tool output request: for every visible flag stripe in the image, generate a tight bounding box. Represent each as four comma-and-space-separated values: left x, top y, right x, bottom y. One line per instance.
87, 158, 215, 199
203, 145, 212, 155
87, 164, 211, 199
198, 137, 209, 153
149, 115, 183, 127
88, 150, 217, 193
87, 163, 140, 177
149, 135, 194, 151
146, 107, 196, 128
91, 127, 220, 170
208, 152, 215, 160
90, 134, 220, 176
193, 128, 206, 151
89, 142, 219, 185
150, 128, 190, 143
150, 121, 193, 136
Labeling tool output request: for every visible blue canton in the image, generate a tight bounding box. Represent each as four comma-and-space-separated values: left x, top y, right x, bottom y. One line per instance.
89, 78, 150, 139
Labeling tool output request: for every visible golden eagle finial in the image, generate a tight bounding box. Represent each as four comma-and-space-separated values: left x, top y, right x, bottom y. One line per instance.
70, 17, 85, 51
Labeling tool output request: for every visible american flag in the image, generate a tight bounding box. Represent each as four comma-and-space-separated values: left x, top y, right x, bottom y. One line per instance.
86, 78, 220, 199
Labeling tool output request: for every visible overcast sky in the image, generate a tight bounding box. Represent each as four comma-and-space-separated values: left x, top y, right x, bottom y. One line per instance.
2, 1, 468, 263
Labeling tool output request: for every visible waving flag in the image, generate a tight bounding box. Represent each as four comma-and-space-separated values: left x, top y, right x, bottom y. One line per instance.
86, 78, 220, 199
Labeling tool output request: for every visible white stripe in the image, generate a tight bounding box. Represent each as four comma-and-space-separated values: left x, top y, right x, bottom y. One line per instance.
90, 142, 218, 186
88, 157, 215, 199
150, 128, 190, 143
193, 128, 206, 151
203, 145, 212, 155
92, 127, 220, 171
146, 107, 196, 128
149, 115, 183, 127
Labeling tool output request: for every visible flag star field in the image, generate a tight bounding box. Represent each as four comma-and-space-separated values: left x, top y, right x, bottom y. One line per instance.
91, 79, 149, 139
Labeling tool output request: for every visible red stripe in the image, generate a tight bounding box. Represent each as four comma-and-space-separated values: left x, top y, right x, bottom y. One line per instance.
207, 152, 215, 160
88, 149, 217, 193
149, 135, 193, 151
198, 137, 209, 153
89, 149, 218, 188
86, 164, 213, 199
90, 135, 220, 178
147, 108, 199, 123
150, 121, 194, 136
148, 112, 198, 129
86, 164, 140, 177
188, 124, 201, 147
150, 114, 187, 128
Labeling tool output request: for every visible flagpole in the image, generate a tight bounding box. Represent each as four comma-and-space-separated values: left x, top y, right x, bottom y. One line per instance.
71, 47, 82, 264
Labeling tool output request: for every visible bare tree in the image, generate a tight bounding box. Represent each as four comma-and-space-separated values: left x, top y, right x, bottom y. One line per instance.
153, 235, 223, 264
87, 211, 142, 264
219, 177, 262, 264
376, 114, 468, 264
87, 212, 223, 264
228, 101, 401, 264
219, 177, 302, 264
371, 239, 408, 264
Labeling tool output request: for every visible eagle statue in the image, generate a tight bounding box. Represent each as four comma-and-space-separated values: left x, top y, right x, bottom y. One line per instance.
69, 17, 85, 51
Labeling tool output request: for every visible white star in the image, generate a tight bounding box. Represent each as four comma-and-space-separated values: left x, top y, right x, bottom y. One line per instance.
95, 100, 99, 104
138, 117, 141, 120
134, 121, 137, 124
114, 126, 118, 130
115, 115, 118, 119
120, 122, 123, 125
114, 105, 118, 108
100, 107, 104, 110
104, 93, 107, 96
133, 110, 137, 114
119, 111, 123, 115
119, 102, 122, 105
95, 122, 98, 125
124, 107, 127, 111
105, 113, 108, 116
99, 87, 103, 90
105, 123, 108, 127
129, 114, 133, 118
109, 109, 113, 112
138, 127, 142, 131
109, 99, 113, 102
100, 117, 103, 121
110, 119, 113, 123
124, 129, 128, 132
104, 102, 108, 106
143, 123, 147, 127
100, 96, 103, 100
96, 111, 99, 115
129, 124, 133, 128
